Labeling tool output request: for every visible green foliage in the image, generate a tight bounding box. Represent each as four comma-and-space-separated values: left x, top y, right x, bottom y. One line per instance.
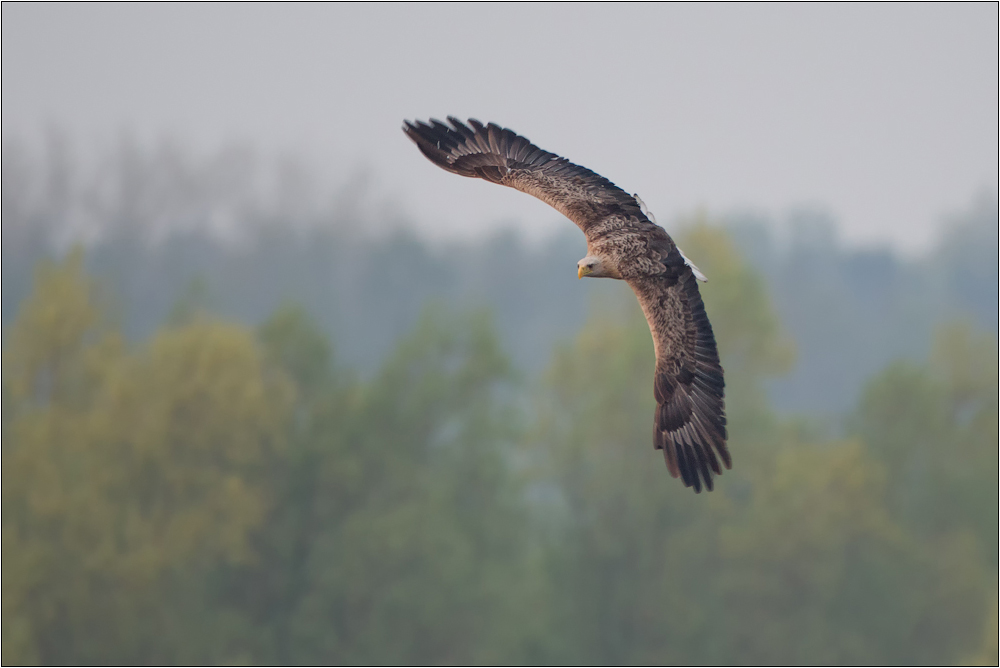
850, 322, 998, 666
853, 323, 998, 563
715, 439, 985, 665
3, 254, 289, 664
3, 231, 995, 665
263, 306, 535, 664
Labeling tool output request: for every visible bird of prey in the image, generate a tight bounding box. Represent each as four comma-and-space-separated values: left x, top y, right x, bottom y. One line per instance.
403, 118, 727, 492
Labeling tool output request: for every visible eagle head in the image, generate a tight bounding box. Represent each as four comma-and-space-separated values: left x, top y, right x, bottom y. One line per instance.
577, 255, 621, 280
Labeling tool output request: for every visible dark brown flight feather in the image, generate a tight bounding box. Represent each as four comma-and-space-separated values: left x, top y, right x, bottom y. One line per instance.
404, 117, 728, 492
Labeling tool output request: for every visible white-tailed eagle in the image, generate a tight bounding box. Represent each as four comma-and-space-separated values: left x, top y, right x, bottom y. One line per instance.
403, 118, 728, 492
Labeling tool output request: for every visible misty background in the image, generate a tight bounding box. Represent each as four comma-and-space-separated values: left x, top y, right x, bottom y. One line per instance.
3, 4, 997, 665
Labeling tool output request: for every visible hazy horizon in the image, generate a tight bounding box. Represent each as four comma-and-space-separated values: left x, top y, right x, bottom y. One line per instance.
4, 3, 997, 254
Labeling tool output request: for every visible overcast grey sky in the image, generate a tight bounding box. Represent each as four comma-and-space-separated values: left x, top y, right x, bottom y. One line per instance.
3, 3, 997, 252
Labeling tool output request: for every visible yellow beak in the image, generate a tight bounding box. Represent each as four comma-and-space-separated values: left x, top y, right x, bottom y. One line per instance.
578, 265, 589, 279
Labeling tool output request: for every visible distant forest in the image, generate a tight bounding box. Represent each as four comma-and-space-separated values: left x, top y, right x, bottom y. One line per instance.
3, 136, 996, 665
4, 136, 996, 417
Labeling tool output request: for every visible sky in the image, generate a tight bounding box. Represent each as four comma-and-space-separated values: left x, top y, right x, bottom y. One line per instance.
3, 3, 997, 253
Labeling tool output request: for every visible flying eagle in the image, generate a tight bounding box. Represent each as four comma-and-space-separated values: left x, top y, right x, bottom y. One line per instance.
403, 118, 728, 492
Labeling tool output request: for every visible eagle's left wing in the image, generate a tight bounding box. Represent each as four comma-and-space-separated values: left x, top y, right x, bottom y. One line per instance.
628, 240, 729, 492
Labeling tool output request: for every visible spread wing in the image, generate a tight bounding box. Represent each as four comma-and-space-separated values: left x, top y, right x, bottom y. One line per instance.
404, 117, 728, 492
630, 250, 729, 493
402, 117, 646, 237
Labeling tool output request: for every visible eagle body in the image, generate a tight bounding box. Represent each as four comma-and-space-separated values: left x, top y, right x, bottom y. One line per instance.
403, 118, 728, 492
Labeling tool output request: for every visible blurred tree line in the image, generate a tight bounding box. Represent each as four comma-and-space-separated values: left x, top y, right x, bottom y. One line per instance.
3, 135, 997, 417
4, 223, 996, 664
726, 197, 998, 414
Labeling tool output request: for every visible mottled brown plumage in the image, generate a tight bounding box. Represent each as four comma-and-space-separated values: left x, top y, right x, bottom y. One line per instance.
403, 118, 728, 492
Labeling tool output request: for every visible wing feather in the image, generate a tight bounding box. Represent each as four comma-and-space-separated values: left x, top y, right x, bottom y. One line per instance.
403, 117, 646, 237
631, 244, 728, 493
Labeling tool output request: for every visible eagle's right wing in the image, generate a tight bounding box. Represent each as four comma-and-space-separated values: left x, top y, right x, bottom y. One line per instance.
403, 117, 648, 238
